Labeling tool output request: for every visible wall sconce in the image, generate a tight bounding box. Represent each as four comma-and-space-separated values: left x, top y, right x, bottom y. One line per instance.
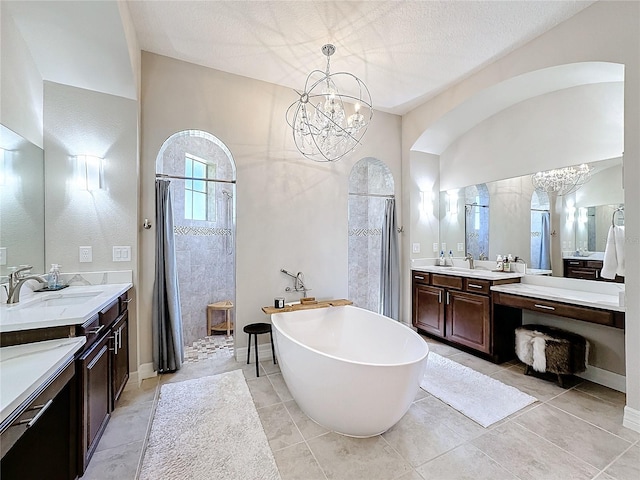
447, 190, 459, 215
566, 205, 576, 224
75, 155, 103, 191
578, 207, 588, 224
419, 190, 431, 215
0, 149, 5, 186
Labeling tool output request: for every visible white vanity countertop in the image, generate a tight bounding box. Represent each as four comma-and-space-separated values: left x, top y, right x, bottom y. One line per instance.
491, 282, 624, 312
0, 337, 86, 424
412, 265, 523, 281
0, 283, 132, 333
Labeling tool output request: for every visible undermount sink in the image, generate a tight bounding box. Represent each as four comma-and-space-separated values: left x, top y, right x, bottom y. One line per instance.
10, 291, 103, 311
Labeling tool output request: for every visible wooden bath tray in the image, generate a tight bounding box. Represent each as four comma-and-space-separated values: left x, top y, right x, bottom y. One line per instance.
262, 299, 352, 315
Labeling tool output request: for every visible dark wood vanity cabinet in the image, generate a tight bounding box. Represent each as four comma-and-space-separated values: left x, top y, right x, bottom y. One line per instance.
412, 270, 521, 362
563, 258, 623, 283
76, 290, 131, 474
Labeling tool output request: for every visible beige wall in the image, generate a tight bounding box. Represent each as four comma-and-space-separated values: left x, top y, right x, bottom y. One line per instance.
44, 81, 139, 371
403, 0, 640, 419
0, 3, 42, 146
139, 52, 403, 366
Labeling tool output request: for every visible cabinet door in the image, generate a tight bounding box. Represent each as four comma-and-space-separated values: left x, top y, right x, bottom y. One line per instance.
111, 312, 129, 408
78, 333, 111, 473
413, 284, 445, 337
446, 290, 490, 353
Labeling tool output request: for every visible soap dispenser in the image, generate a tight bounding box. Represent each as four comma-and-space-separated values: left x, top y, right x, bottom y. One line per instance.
496, 255, 504, 272
48, 264, 61, 289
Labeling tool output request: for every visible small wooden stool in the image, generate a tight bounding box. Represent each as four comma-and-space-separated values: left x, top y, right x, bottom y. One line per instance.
207, 300, 234, 336
243, 322, 277, 377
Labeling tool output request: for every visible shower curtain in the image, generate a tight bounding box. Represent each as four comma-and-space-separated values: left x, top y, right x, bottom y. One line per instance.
380, 198, 400, 321
152, 179, 184, 373
539, 212, 551, 270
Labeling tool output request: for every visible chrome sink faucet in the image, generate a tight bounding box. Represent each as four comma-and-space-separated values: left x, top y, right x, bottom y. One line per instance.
464, 253, 475, 270
6, 265, 47, 304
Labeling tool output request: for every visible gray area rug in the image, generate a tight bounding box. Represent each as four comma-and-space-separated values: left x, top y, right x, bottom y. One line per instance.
139, 370, 281, 480
420, 353, 537, 427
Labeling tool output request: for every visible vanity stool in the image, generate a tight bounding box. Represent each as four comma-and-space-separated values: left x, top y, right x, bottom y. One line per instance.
515, 324, 588, 388
243, 323, 277, 377
207, 300, 234, 336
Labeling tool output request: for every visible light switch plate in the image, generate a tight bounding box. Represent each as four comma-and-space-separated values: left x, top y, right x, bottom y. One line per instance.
457, 243, 464, 252
441, 243, 446, 251
113, 246, 131, 262
0, 247, 6, 266
412, 243, 420, 254
79, 246, 92, 263
433, 243, 439, 253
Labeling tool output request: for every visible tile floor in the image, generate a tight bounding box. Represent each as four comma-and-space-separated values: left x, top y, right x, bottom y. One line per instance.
80, 335, 640, 480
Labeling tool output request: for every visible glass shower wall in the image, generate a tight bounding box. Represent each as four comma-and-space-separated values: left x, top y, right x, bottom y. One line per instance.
157, 131, 236, 346
348, 158, 395, 313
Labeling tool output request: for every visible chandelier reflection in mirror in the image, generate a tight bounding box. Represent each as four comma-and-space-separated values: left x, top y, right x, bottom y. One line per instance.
531, 163, 592, 195
286, 44, 373, 162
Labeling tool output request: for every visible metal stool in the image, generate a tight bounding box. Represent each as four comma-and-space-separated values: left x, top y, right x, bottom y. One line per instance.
207, 300, 233, 336
243, 322, 276, 377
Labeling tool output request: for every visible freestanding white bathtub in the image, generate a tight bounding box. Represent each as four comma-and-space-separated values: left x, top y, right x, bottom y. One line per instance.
271, 305, 429, 437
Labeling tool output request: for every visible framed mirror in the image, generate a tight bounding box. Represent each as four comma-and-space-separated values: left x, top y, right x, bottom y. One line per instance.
0, 124, 45, 277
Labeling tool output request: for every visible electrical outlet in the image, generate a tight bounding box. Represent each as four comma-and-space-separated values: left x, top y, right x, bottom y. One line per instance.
457, 243, 464, 252
0, 247, 6, 266
432, 243, 439, 253
412, 243, 420, 254
79, 246, 92, 263
113, 246, 131, 262
441, 243, 446, 251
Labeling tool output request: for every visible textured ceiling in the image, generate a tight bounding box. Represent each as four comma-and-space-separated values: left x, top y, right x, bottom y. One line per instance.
127, 0, 597, 114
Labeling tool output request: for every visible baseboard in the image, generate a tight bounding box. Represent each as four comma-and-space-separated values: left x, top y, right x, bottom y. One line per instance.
133, 362, 158, 386
235, 343, 275, 363
623, 405, 640, 433
576, 365, 626, 393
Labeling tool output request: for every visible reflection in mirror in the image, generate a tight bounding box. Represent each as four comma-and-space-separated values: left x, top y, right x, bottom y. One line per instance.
0, 124, 45, 277
464, 184, 489, 260
438, 157, 623, 277
575, 204, 624, 252
530, 190, 551, 269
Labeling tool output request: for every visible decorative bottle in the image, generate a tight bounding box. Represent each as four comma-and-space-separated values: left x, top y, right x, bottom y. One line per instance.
496, 255, 504, 272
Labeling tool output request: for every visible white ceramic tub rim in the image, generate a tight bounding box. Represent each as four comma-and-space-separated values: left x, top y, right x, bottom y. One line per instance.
271, 305, 429, 368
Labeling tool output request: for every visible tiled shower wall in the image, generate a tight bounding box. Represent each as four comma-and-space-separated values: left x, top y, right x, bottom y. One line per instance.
348, 158, 394, 313
159, 133, 235, 346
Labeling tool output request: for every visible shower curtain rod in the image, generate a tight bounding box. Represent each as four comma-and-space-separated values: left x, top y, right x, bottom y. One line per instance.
155, 173, 236, 184
348, 192, 395, 198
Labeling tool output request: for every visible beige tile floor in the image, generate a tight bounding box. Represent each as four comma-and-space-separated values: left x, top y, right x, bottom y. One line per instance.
80, 336, 640, 480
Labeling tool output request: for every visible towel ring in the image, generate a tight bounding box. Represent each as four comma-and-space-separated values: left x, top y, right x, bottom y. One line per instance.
611, 207, 624, 226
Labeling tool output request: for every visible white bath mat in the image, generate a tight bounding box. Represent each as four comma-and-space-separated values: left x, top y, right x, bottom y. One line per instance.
139, 370, 281, 480
420, 353, 537, 428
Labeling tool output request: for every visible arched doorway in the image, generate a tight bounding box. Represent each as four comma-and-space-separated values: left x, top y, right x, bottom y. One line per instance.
348, 157, 395, 313
155, 130, 236, 352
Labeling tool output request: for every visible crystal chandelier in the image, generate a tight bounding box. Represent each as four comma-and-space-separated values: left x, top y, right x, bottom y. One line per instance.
531, 163, 592, 195
286, 44, 373, 162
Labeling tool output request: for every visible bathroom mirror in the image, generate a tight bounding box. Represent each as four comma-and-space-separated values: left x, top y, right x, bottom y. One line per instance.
0, 124, 46, 277
438, 157, 623, 275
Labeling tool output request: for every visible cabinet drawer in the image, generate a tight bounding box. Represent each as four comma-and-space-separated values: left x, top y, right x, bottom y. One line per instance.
431, 274, 463, 290
464, 278, 490, 295
119, 291, 132, 313
76, 314, 103, 351
565, 260, 584, 267
586, 260, 603, 269
0, 360, 75, 458
567, 268, 598, 280
99, 299, 120, 328
411, 271, 430, 285
493, 292, 615, 327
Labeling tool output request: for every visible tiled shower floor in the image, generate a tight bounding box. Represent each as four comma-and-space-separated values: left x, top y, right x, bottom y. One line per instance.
80, 336, 639, 480
183, 334, 234, 362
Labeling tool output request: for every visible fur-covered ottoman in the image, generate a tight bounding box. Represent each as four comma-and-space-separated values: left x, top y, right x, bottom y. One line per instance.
515, 324, 588, 387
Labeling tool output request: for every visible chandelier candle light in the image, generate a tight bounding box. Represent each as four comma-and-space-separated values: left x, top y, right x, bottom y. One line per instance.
531, 163, 592, 195
286, 44, 373, 162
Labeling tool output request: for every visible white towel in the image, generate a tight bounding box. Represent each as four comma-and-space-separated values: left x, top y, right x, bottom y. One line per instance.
601, 225, 625, 279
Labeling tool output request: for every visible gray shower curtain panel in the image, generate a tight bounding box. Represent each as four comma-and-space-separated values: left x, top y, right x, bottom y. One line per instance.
380, 198, 400, 321
152, 179, 184, 373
